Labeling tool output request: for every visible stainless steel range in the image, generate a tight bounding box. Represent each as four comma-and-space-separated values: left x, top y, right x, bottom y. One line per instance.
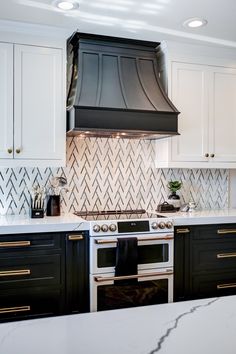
75, 209, 174, 312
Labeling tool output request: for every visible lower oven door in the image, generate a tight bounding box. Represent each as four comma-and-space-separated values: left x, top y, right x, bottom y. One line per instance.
90, 268, 173, 312
90, 233, 173, 274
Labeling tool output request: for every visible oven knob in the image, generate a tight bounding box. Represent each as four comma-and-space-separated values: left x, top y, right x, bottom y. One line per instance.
165, 221, 173, 229
101, 224, 109, 232
93, 224, 101, 233
158, 222, 166, 229
109, 224, 117, 232
151, 222, 158, 230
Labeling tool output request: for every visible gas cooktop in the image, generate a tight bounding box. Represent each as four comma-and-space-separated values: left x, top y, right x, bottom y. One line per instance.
74, 209, 165, 221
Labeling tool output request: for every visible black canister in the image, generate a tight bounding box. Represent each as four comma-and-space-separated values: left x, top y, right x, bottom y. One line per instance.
46, 195, 60, 216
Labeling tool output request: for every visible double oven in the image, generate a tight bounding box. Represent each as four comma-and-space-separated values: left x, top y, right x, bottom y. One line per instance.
86, 211, 174, 312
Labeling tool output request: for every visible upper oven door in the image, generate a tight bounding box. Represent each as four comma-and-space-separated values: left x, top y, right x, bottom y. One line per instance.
90, 233, 173, 274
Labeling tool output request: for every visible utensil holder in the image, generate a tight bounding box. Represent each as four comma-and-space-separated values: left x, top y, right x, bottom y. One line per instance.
46, 195, 60, 216
31, 208, 44, 218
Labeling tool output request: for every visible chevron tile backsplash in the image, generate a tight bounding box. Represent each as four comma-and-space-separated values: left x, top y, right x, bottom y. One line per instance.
0, 138, 229, 215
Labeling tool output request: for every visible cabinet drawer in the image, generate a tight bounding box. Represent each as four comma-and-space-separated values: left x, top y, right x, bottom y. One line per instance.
0, 254, 61, 289
192, 272, 236, 299
0, 233, 62, 254
192, 241, 236, 272
191, 224, 236, 241
0, 288, 62, 322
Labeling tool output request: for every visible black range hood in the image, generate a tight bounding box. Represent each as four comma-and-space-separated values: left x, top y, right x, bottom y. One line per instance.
67, 32, 180, 139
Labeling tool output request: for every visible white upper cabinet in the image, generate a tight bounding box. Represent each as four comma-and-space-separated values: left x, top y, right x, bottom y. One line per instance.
171, 62, 208, 163
0, 40, 65, 167
14, 45, 64, 161
0, 43, 13, 159
209, 67, 236, 162
156, 42, 236, 169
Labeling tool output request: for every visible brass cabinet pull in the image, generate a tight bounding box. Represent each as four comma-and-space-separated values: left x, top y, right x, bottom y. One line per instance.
95, 235, 173, 245
68, 235, 84, 241
176, 228, 190, 234
94, 270, 173, 282
217, 252, 236, 259
0, 306, 31, 314
95, 236, 173, 244
7, 148, 12, 154
0, 241, 31, 248
217, 229, 236, 235
15, 148, 21, 154
0, 269, 31, 277
217, 283, 236, 290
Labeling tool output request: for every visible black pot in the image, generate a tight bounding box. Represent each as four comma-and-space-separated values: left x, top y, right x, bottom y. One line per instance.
168, 192, 180, 210
168, 191, 180, 200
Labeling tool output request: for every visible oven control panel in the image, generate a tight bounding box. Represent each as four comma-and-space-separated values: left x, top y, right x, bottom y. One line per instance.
90, 219, 174, 236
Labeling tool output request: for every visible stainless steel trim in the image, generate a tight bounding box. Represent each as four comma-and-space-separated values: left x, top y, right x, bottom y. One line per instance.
0, 241, 31, 248
94, 236, 173, 245
217, 229, 236, 235
0, 269, 31, 277
94, 270, 174, 282
217, 252, 236, 259
0, 306, 31, 314
217, 283, 236, 289
68, 235, 84, 241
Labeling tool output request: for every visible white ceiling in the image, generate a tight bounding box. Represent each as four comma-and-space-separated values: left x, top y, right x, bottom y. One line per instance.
0, 0, 236, 46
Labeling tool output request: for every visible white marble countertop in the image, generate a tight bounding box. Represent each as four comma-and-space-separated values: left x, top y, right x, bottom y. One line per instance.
0, 213, 88, 234
0, 296, 235, 354
154, 208, 236, 225
1, 209, 236, 235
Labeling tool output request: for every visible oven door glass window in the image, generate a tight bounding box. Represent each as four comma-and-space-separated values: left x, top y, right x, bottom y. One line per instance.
97, 278, 169, 311
97, 244, 169, 268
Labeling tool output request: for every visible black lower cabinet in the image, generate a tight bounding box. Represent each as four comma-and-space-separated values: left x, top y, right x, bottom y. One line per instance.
0, 288, 63, 322
174, 224, 236, 302
0, 231, 90, 322
65, 231, 90, 314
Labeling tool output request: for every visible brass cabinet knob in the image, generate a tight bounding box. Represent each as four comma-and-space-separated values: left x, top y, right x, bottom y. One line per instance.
210, 153, 215, 158
16, 148, 21, 154
7, 148, 12, 154
205, 153, 209, 157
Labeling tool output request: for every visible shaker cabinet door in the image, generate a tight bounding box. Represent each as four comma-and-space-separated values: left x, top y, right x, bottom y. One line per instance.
14, 45, 64, 160
65, 232, 90, 314
209, 66, 236, 162
171, 62, 208, 162
0, 43, 13, 159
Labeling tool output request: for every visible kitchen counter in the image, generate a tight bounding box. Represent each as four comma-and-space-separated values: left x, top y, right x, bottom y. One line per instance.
0, 214, 88, 234
1, 209, 236, 235
0, 296, 235, 354
154, 208, 236, 226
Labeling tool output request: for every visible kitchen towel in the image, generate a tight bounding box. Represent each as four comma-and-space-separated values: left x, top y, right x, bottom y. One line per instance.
115, 237, 138, 280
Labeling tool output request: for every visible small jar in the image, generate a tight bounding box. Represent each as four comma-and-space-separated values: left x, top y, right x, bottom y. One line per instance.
188, 201, 196, 212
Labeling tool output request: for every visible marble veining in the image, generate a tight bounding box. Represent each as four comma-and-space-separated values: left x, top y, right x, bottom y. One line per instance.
0, 214, 88, 234
1, 209, 236, 234
147, 297, 219, 354
0, 296, 235, 354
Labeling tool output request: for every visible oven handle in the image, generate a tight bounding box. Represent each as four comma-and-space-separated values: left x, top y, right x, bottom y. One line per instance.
94, 235, 173, 245
94, 270, 174, 282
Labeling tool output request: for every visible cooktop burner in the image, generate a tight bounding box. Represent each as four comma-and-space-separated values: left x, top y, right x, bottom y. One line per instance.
74, 209, 165, 221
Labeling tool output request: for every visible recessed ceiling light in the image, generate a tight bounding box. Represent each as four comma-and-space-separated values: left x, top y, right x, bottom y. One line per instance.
53, 0, 79, 11
183, 17, 208, 28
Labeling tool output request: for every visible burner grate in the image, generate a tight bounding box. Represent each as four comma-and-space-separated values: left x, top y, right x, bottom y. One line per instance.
74, 209, 146, 217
